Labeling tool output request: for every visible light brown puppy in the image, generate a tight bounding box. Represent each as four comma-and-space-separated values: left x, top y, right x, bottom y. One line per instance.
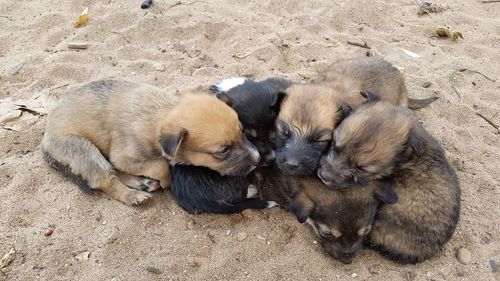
275, 57, 437, 176
42, 80, 259, 205
318, 101, 461, 263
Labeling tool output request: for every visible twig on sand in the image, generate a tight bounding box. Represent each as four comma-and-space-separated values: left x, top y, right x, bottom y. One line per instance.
0, 15, 13, 21
481, 0, 500, 3
347, 41, 371, 49
448, 68, 496, 99
476, 112, 500, 132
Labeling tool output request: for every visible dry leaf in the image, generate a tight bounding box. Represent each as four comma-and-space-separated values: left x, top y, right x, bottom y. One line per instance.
399, 48, 422, 58
0, 248, 16, 269
74, 7, 89, 28
435, 26, 463, 40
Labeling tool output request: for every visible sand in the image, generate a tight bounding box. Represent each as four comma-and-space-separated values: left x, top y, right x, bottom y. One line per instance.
1, 0, 499, 280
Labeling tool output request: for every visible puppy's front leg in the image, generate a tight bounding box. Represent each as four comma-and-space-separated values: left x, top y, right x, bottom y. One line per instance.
111, 154, 171, 189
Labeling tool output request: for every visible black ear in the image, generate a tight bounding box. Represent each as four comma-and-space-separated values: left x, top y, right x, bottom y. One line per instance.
407, 127, 424, 158
160, 128, 188, 160
360, 90, 381, 102
270, 91, 287, 110
215, 92, 233, 107
375, 182, 398, 204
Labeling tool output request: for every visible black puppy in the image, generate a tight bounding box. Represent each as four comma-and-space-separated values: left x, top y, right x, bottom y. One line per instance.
171, 165, 275, 214
169, 77, 292, 214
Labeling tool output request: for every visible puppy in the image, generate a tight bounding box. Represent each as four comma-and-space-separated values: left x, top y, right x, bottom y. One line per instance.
210, 77, 291, 164
256, 167, 397, 264
42, 80, 259, 205
317, 100, 461, 263
275, 57, 437, 176
168, 77, 290, 214
170, 165, 275, 214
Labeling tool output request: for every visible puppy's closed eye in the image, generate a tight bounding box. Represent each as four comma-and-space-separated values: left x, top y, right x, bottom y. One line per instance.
213, 145, 232, 159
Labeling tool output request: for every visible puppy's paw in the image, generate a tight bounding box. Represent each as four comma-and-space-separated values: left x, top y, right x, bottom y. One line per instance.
160, 179, 170, 190
266, 201, 279, 208
142, 179, 161, 192
246, 185, 258, 198
125, 190, 152, 205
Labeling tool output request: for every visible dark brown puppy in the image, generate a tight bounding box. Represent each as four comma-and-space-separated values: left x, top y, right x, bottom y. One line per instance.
317, 101, 461, 263
275, 57, 437, 176
42, 80, 259, 205
256, 167, 397, 264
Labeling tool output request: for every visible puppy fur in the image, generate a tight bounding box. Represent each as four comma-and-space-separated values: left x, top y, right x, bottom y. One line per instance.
168, 77, 290, 213
42, 80, 259, 205
256, 167, 397, 264
170, 165, 273, 214
211, 77, 291, 164
318, 101, 461, 263
276, 57, 437, 176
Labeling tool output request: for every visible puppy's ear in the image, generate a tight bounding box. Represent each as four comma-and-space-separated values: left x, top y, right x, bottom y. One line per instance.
215, 92, 233, 107
290, 192, 314, 223
270, 91, 287, 110
407, 127, 424, 157
375, 182, 398, 204
160, 128, 188, 160
335, 104, 352, 126
360, 90, 381, 102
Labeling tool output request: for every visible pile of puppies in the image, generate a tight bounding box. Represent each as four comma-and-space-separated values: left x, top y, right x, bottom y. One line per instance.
41, 57, 461, 264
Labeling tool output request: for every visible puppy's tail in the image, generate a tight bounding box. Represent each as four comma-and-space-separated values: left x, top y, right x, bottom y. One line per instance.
408, 97, 439, 109
42, 150, 94, 193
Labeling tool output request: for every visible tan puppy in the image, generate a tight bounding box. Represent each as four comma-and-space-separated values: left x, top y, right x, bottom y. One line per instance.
42, 80, 259, 205
317, 101, 461, 263
275, 57, 436, 176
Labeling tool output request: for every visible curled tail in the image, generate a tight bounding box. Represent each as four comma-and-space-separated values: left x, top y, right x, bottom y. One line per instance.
408, 97, 439, 109
42, 150, 94, 193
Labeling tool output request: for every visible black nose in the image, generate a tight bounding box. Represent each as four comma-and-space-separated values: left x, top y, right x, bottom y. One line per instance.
339, 253, 354, 264
285, 158, 300, 169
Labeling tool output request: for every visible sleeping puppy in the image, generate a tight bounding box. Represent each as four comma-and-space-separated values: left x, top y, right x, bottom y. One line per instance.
169, 77, 291, 214
256, 168, 397, 264
210, 77, 291, 164
275, 57, 437, 176
42, 80, 259, 205
170, 165, 276, 214
317, 100, 461, 263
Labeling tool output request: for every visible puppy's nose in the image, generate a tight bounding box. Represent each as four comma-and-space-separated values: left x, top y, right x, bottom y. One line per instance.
285, 158, 300, 169
339, 253, 354, 264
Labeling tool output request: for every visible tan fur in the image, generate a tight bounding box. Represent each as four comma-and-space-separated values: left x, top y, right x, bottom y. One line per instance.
42, 80, 254, 205
278, 84, 344, 136
313, 57, 409, 107
325, 101, 461, 263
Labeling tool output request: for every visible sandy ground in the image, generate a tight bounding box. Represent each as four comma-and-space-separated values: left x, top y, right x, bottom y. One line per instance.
1, 0, 499, 280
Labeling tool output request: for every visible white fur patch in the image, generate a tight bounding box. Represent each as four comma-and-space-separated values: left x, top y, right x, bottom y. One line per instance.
246, 185, 258, 198
214, 77, 246, 92
266, 201, 279, 208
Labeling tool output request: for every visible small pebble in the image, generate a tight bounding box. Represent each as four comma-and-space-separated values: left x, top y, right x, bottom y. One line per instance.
489, 260, 497, 273
75, 251, 90, 261
351, 273, 358, 278
43, 229, 54, 237
141, 0, 153, 9
237, 232, 247, 241
312, 240, 318, 244
456, 248, 471, 264
146, 265, 161, 274
110, 278, 121, 281
422, 81, 432, 88
225, 230, 231, 236
368, 264, 381, 275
